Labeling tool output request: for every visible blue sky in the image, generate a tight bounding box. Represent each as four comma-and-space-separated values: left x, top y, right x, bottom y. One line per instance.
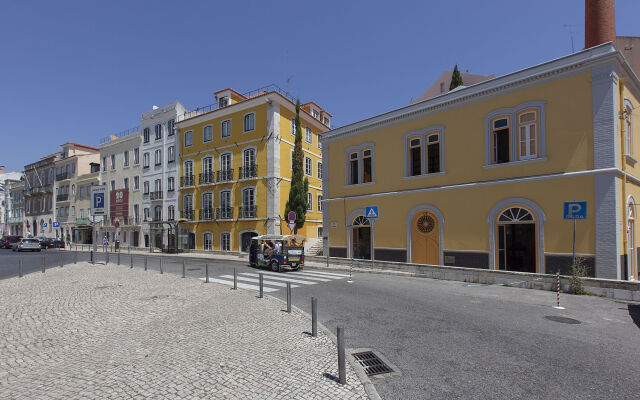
1, 0, 639, 172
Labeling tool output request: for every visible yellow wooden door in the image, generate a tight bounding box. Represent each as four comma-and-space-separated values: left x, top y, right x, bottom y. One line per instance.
412, 211, 439, 265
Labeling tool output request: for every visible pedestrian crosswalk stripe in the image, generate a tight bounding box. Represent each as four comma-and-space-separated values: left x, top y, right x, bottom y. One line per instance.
219, 275, 300, 288
296, 270, 350, 278
288, 272, 343, 281
202, 278, 279, 292
259, 271, 331, 282
240, 273, 318, 285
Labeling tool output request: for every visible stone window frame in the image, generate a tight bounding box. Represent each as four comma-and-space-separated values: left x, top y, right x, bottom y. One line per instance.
344, 142, 376, 187
402, 125, 445, 178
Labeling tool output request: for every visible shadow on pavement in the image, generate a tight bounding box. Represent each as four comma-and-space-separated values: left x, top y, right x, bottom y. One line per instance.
628, 304, 640, 329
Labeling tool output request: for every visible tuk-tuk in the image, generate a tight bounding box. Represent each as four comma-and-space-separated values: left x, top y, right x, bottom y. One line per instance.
249, 234, 305, 272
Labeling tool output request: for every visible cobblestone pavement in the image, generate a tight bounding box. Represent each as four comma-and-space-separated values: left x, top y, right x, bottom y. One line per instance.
0, 263, 369, 399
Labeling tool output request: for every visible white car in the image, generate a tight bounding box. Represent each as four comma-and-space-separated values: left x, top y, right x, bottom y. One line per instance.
12, 238, 42, 252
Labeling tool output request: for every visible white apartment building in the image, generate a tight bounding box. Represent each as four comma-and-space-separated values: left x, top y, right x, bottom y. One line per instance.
98, 129, 143, 247
140, 101, 186, 249
1, 166, 24, 236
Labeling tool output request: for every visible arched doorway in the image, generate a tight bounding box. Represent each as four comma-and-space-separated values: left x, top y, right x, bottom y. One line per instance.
496, 206, 537, 273
628, 201, 637, 280
240, 231, 258, 252
351, 216, 371, 259
411, 210, 440, 265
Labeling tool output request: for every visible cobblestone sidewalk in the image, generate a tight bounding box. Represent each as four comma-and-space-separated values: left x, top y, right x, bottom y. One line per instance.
0, 263, 368, 399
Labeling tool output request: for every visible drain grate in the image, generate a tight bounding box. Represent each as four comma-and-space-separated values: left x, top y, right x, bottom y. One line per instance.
544, 315, 581, 324
352, 351, 394, 376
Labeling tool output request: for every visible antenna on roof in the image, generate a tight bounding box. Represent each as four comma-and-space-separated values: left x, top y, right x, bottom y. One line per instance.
563, 24, 575, 53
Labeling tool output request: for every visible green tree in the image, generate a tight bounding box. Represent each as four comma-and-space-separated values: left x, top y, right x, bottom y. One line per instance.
449, 64, 464, 91
284, 99, 309, 234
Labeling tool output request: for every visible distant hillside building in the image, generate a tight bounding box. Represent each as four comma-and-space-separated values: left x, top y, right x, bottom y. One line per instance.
411, 71, 495, 104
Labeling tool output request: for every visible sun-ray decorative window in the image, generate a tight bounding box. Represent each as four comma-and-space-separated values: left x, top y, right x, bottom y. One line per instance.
352, 215, 370, 226
497, 207, 535, 223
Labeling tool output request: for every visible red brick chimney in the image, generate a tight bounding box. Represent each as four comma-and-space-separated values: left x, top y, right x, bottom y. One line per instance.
585, 0, 616, 48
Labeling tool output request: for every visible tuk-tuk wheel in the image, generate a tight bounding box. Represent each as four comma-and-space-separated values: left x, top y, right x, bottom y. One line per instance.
271, 261, 280, 272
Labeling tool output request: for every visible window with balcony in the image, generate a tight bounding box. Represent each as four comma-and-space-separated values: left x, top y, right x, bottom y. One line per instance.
182, 161, 194, 187
201, 192, 214, 220
143, 127, 150, 143
241, 187, 256, 218
155, 124, 162, 140
244, 113, 255, 132
218, 190, 232, 219
218, 153, 233, 182
182, 194, 194, 220
201, 156, 214, 184
241, 148, 256, 179
221, 120, 231, 138
203, 125, 213, 142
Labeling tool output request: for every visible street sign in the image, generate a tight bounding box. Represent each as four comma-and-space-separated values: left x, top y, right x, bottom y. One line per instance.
91, 185, 108, 216
41, 223, 47, 228
114, 217, 120, 229
53, 222, 60, 228
365, 206, 379, 219
288, 222, 296, 233
564, 201, 587, 219
288, 211, 296, 223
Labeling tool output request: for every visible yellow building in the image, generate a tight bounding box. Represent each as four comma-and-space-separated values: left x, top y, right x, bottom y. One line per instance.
321, 43, 640, 281
175, 86, 330, 252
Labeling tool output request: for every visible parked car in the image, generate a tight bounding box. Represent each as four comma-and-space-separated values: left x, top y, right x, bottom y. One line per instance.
12, 238, 42, 252
50, 238, 65, 249
2, 235, 22, 249
36, 236, 53, 248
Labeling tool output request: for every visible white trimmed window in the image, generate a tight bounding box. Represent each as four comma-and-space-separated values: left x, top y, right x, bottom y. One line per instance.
305, 127, 312, 144
123, 151, 129, 167
134, 176, 139, 190
244, 113, 255, 132
203, 125, 213, 142
203, 232, 213, 250
167, 177, 175, 191
143, 128, 150, 143
155, 124, 162, 140
317, 195, 323, 212
154, 149, 162, 166
517, 110, 538, 160
221, 232, 231, 251
184, 130, 193, 147
134, 148, 139, 164
221, 120, 231, 138
307, 192, 313, 211
167, 119, 175, 136
167, 205, 175, 221
110, 154, 116, 170
624, 100, 633, 157
168, 146, 175, 163
143, 181, 149, 194
317, 162, 322, 179
143, 152, 150, 168
291, 118, 296, 136
305, 157, 312, 176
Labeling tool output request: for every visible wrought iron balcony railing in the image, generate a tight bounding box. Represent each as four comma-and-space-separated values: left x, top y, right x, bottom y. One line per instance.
180, 209, 195, 220
199, 172, 215, 185
150, 191, 163, 200
56, 172, 70, 181
239, 205, 257, 218
199, 208, 215, 220
216, 169, 234, 183
216, 207, 233, 220
56, 193, 69, 202
238, 164, 258, 179
180, 175, 195, 187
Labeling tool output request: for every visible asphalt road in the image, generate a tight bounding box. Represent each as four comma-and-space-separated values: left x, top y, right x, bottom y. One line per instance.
2, 250, 639, 399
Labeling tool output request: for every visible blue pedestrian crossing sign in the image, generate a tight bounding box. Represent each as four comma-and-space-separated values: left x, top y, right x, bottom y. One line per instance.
564, 201, 587, 219
365, 206, 379, 219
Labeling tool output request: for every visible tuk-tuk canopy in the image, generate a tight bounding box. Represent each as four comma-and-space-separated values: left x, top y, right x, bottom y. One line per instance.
252, 234, 306, 245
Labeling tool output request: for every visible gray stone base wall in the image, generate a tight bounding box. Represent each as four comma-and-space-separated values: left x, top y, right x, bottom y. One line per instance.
374, 248, 407, 263
444, 251, 489, 269
329, 247, 347, 258
544, 254, 596, 277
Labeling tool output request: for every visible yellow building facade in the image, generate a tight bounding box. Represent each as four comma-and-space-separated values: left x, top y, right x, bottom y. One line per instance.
322, 43, 640, 281
175, 87, 329, 252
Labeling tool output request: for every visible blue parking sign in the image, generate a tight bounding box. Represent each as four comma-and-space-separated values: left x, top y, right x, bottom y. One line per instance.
564, 201, 587, 219
94, 193, 104, 209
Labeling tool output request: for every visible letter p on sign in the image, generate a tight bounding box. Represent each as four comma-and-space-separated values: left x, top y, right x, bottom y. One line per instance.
564, 201, 587, 220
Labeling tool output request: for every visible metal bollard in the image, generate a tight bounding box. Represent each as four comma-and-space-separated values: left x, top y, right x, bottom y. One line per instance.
19, 259, 23, 278
144, 256, 147, 271
130, 254, 133, 269
326, 255, 329, 268
117, 252, 121, 266
74, 250, 77, 264
286, 282, 291, 313
160, 257, 163, 274
182, 260, 186, 278
205, 263, 209, 283
337, 326, 346, 384
42, 255, 46, 273
233, 268, 237, 290
312, 297, 317, 337
554, 271, 565, 309
259, 273, 264, 298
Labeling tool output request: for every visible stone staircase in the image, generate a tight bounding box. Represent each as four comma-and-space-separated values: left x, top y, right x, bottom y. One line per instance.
305, 237, 323, 256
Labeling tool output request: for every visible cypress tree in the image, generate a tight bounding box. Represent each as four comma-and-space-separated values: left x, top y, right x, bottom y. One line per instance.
449, 64, 464, 91
284, 99, 309, 234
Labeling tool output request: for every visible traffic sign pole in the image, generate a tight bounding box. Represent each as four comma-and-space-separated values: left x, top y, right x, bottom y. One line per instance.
572, 218, 576, 266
